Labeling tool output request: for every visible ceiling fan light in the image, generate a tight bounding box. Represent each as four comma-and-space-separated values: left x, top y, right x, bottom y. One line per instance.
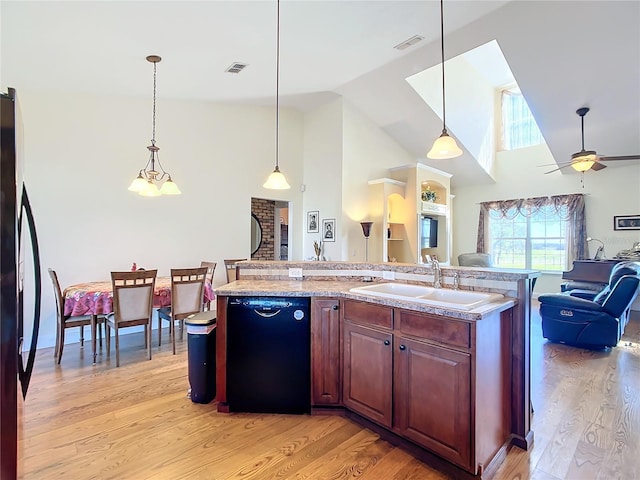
263, 166, 291, 190
571, 150, 597, 172
571, 159, 595, 172
427, 132, 463, 159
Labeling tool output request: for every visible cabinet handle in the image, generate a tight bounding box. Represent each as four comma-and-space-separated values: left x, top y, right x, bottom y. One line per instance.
384, 340, 390, 346
332, 305, 339, 310
399, 345, 406, 351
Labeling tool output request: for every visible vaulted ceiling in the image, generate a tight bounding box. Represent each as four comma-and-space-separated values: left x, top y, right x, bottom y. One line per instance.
2, 1, 638, 187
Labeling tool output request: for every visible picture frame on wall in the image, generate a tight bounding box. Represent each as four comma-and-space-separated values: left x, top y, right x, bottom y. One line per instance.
614, 215, 640, 231
307, 211, 319, 233
322, 218, 335, 242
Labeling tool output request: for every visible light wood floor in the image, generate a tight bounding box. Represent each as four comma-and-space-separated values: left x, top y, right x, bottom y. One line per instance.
18, 302, 640, 479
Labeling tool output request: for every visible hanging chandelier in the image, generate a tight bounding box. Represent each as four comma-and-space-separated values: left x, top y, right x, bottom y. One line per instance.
128, 55, 181, 196
427, 0, 462, 160
263, 0, 291, 190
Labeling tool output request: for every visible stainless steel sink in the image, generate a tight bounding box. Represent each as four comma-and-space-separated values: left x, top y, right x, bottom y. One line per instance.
349, 283, 504, 311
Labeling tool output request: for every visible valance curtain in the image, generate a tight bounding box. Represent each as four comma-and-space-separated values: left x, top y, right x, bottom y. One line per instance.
476, 194, 587, 266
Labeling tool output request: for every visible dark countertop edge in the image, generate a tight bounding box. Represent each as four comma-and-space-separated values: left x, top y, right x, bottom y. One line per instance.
215, 281, 517, 321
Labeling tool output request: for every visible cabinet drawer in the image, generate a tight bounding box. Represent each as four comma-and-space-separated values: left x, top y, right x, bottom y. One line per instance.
342, 299, 393, 329
397, 309, 470, 349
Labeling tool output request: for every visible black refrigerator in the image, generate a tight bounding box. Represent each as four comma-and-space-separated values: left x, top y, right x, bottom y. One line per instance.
1, 87, 42, 479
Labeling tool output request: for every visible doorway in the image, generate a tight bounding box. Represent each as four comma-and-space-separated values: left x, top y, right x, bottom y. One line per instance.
250, 198, 291, 261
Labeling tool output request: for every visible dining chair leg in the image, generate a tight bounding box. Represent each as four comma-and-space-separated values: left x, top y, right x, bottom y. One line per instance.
158, 316, 163, 347
54, 321, 61, 360
144, 325, 148, 349
172, 317, 176, 355
115, 326, 120, 367
98, 321, 103, 348
80, 325, 84, 348
106, 324, 111, 357
147, 322, 152, 360
56, 323, 66, 364
179, 320, 184, 341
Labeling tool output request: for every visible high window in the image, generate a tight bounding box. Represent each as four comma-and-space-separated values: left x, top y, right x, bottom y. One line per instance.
500, 86, 543, 150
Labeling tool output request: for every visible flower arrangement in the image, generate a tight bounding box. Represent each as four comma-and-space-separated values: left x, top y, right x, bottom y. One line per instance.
421, 186, 437, 202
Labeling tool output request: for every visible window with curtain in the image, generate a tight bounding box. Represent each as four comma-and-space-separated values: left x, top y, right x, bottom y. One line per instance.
488, 205, 568, 271
501, 87, 543, 150
476, 194, 586, 272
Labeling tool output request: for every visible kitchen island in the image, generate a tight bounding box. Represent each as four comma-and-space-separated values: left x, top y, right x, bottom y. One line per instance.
214, 261, 539, 480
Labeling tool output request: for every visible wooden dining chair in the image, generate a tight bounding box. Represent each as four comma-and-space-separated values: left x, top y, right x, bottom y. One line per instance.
200, 261, 216, 311
157, 267, 208, 354
224, 258, 246, 283
106, 269, 157, 367
48, 268, 105, 364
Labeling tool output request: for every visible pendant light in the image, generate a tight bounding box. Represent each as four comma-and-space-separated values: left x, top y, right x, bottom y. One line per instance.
427, 0, 462, 160
128, 55, 181, 196
263, 0, 291, 190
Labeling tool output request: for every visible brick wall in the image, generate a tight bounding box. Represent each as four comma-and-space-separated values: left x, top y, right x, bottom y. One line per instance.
251, 198, 275, 260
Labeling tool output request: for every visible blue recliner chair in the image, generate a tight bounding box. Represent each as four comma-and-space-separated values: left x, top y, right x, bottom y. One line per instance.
539, 261, 640, 349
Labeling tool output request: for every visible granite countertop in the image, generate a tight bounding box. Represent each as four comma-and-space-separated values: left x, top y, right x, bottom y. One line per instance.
214, 280, 516, 321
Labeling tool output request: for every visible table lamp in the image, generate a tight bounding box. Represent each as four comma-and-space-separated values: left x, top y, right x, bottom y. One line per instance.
587, 237, 605, 260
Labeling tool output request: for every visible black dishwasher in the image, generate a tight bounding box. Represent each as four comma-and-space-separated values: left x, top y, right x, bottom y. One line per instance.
227, 296, 310, 414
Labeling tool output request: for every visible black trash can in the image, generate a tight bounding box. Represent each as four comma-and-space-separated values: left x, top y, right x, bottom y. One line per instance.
185, 311, 217, 404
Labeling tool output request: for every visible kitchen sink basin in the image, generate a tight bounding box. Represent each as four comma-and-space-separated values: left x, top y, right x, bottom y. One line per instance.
349, 283, 504, 311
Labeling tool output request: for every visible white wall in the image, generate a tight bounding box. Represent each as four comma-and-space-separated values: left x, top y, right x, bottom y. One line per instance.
19, 89, 303, 348
407, 53, 497, 176
341, 100, 415, 262
301, 98, 415, 262
452, 143, 640, 294
301, 98, 343, 261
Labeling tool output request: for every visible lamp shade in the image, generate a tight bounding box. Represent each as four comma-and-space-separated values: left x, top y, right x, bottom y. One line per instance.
427, 132, 463, 159
139, 181, 161, 197
159, 178, 181, 195
263, 167, 291, 190
360, 221, 373, 238
128, 174, 147, 192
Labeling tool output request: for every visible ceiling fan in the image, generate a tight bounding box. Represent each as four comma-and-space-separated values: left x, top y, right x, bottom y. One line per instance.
545, 107, 640, 174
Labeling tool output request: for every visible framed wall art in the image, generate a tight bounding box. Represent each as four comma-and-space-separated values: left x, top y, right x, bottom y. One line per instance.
614, 215, 640, 231
322, 218, 335, 242
307, 211, 319, 233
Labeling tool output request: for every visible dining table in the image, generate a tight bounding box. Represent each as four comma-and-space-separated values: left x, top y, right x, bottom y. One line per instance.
63, 276, 215, 363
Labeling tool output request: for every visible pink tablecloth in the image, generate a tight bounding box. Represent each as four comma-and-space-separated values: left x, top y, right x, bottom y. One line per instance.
63, 277, 214, 317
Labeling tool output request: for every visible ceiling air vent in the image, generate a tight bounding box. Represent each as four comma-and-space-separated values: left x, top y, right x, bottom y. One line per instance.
394, 35, 424, 51
226, 62, 248, 74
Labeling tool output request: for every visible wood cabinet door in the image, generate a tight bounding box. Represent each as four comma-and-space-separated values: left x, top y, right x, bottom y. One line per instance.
342, 321, 393, 428
311, 298, 341, 405
394, 336, 472, 469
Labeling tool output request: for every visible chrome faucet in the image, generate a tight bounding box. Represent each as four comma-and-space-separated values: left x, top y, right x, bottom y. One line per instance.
431, 258, 442, 288
453, 272, 460, 290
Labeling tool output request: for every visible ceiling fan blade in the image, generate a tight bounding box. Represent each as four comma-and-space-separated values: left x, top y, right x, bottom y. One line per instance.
545, 164, 573, 174
591, 162, 607, 171
598, 154, 640, 161
538, 161, 574, 167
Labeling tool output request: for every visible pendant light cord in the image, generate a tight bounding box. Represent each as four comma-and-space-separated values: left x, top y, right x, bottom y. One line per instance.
580, 113, 585, 151
152, 61, 157, 144
439, 0, 447, 134
275, 0, 280, 169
